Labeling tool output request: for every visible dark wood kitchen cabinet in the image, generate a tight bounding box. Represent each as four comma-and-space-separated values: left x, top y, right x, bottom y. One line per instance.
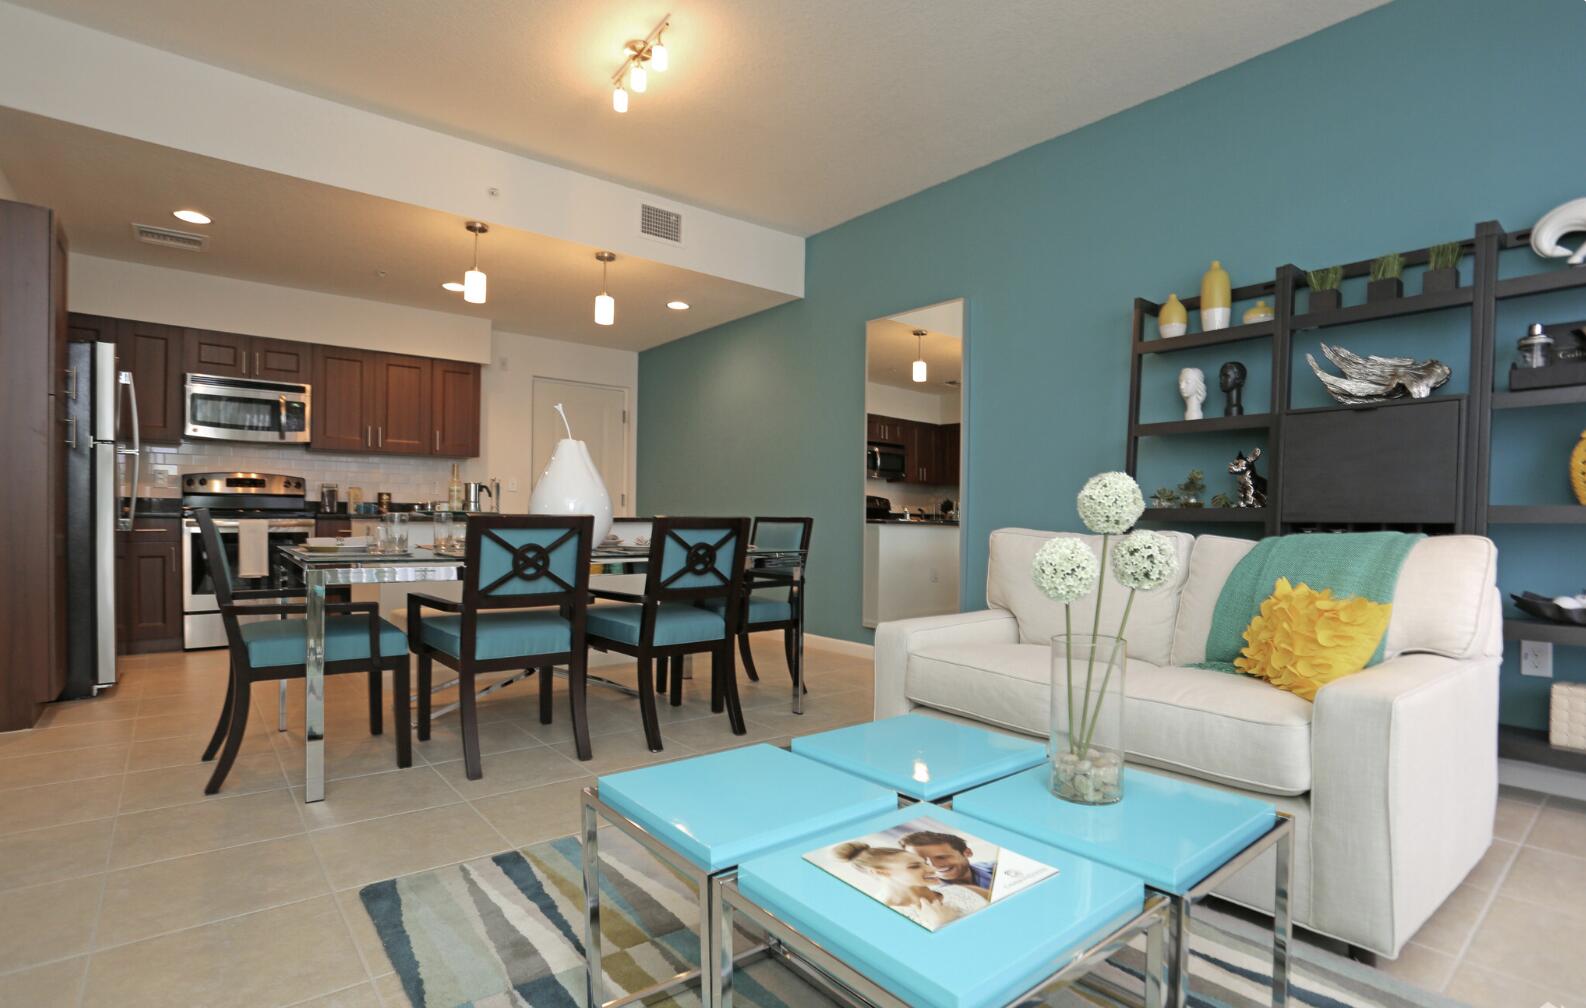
1, 199, 70, 729
252, 337, 311, 383
311, 345, 379, 451
939, 423, 961, 486
116, 519, 183, 654
75, 316, 185, 444
903, 421, 941, 484
369, 353, 431, 454
866, 414, 907, 444
186, 329, 310, 384
431, 359, 481, 457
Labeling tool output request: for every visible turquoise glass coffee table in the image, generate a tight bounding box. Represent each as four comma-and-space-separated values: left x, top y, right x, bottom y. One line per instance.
581, 743, 897, 1008
790, 713, 1046, 803
954, 766, 1292, 1008
714, 803, 1170, 1008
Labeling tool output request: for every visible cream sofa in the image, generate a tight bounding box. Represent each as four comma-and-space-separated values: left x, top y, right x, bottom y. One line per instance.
875, 528, 1501, 958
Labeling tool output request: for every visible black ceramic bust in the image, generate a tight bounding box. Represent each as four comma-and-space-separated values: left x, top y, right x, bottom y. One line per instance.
1219, 361, 1246, 417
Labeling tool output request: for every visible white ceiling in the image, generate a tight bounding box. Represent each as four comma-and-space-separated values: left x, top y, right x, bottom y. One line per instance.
0, 107, 791, 350
6, 0, 1384, 236
868, 318, 962, 394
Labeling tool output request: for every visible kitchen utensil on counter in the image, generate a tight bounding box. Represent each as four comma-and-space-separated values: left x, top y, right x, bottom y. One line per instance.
347, 486, 363, 509
376, 492, 392, 514
463, 481, 494, 512
319, 483, 338, 512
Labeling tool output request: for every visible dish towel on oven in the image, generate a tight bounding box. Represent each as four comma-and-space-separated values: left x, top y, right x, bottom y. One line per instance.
236, 520, 270, 579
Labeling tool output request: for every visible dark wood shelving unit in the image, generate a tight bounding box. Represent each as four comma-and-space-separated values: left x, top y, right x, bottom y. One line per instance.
1291, 286, 1473, 331
1132, 320, 1275, 355
1138, 507, 1268, 524
1503, 618, 1586, 646
1131, 414, 1273, 437
1492, 385, 1586, 410
1499, 725, 1586, 774
1486, 505, 1586, 524
1495, 266, 1586, 301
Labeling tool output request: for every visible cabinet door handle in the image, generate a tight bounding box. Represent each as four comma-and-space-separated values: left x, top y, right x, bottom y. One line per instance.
169, 545, 177, 574
255, 351, 261, 376
434, 430, 440, 451
377, 427, 383, 448
366, 425, 372, 447
64, 368, 77, 398
64, 415, 76, 448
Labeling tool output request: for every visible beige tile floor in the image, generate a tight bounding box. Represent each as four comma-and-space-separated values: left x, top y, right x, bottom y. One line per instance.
0, 637, 876, 1008
2, 639, 1583, 1007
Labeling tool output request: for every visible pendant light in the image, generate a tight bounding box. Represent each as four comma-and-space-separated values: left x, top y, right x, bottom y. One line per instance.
911, 329, 928, 383
463, 221, 489, 304
594, 251, 616, 326
612, 86, 628, 113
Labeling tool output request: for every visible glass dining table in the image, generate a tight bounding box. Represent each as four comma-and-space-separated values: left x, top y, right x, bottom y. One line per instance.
278, 541, 808, 802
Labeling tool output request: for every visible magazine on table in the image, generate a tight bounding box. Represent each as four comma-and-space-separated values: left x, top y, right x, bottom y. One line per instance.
803, 815, 1058, 932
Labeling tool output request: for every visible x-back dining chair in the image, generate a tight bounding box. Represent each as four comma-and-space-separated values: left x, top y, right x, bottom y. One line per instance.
195, 508, 411, 794
698, 516, 812, 692
407, 515, 594, 778
585, 516, 750, 752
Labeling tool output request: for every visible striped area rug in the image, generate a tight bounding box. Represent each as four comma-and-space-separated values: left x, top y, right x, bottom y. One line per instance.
359, 830, 1458, 1008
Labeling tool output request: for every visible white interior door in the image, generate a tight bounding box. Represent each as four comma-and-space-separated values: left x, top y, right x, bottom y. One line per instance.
531, 378, 629, 514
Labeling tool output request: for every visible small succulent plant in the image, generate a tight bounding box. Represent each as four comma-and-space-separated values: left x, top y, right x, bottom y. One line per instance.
1210, 492, 1235, 509
1179, 469, 1206, 496
1370, 252, 1405, 281
1307, 265, 1344, 291
1428, 242, 1463, 271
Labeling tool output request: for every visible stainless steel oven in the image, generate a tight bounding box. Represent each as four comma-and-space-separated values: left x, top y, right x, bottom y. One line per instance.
185, 373, 311, 443
182, 516, 314, 649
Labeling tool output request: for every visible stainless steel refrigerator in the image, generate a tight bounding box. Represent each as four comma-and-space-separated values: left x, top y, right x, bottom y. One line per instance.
64, 341, 139, 698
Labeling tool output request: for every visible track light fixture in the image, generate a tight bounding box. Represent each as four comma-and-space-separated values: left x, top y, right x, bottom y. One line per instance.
594, 251, 616, 326
609, 13, 670, 113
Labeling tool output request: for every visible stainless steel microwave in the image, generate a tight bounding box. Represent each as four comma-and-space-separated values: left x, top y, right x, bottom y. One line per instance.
185, 373, 311, 443
867, 442, 906, 481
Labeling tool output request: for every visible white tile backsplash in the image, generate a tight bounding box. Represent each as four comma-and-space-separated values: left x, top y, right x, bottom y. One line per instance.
138, 443, 457, 506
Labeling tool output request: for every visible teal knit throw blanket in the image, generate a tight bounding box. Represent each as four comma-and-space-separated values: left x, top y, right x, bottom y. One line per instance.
1194, 530, 1424, 673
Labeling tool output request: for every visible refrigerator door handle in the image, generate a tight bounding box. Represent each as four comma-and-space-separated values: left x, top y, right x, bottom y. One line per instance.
93, 441, 117, 687
116, 371, 140, 532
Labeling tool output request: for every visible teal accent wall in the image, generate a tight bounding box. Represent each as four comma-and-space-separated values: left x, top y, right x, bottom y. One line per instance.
639, 0, 1586, 729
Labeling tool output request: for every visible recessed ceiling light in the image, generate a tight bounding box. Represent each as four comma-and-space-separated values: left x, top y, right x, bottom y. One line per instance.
442, 281, 464, 292
172, 209, 211, 225
666, 300, 690, 310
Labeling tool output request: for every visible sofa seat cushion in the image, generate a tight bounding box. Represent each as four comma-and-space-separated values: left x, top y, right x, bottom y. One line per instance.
905, 643, 1313, 796
419, 610, 572, 661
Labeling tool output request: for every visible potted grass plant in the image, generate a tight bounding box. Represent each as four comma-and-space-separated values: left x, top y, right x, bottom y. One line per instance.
1424, 242, 1463, 294
1368, 252, 1404, 303
1306, 266, 1343, 313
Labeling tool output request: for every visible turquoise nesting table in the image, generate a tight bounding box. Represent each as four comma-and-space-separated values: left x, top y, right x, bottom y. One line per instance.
955, 766, 1293, 1008
721, 803, 1168, 1008
791, 713, 1046, 803
582, 743, 897, 1008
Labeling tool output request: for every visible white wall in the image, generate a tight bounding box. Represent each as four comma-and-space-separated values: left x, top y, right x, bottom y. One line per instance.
69, 254, 492, 362
469, 329, 639, 514
865, 381, 958, 425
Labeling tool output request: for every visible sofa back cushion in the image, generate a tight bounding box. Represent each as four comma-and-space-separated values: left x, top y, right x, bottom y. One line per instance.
986, 528, 1193, 666
1170, 533, 1499, 665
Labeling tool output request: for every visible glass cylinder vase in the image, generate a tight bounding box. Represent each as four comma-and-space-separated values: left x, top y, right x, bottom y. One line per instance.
1049, 633, 1126, 805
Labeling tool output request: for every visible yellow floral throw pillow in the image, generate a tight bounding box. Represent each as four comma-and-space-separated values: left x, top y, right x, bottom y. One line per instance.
1235, 577, 1392, 701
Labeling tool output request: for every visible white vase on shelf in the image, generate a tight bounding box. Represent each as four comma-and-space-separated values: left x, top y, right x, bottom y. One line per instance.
528, 404, 613, 544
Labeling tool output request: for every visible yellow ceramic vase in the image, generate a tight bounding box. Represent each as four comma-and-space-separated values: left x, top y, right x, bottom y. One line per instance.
1571, 431, 1586, 505
1158, 294, 1188, 339
1201, 260, 1232, 331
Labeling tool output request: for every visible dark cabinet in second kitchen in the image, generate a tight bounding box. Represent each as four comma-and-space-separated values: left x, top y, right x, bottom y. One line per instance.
117, 518, 183, 654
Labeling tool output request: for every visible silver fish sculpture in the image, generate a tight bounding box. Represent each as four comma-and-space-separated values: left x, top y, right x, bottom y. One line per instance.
1306, 343, 1451, 405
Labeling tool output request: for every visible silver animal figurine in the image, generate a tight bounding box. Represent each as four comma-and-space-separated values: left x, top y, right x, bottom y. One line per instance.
1229, 448, 1266, 508
1306, 342, 1451, 405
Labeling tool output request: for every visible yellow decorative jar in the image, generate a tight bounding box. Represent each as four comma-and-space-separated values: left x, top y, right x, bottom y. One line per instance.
1243, 299, 1274, 324
1201, 260, 1232, 331
1158, 294, 1188, 339
1571, 431, 1586, 505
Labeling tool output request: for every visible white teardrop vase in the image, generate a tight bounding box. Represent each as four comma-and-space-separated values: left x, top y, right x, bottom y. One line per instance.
528, 438, 613, 544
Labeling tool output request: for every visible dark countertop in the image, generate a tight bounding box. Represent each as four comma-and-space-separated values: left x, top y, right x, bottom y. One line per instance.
866, 518, 959, 526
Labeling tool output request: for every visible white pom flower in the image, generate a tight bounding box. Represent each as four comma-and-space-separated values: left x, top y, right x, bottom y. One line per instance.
1076, 472, 1144, 535
1032, 537, 1099, 603
1111, 530, 1178, 591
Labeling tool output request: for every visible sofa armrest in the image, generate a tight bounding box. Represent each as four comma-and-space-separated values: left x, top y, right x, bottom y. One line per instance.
873, 609, 1020, 718
1309, 651, 1499, 955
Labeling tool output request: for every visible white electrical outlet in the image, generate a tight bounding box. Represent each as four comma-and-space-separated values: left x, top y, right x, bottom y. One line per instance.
507, 478, 519, 492
1521, 640, 1553, 678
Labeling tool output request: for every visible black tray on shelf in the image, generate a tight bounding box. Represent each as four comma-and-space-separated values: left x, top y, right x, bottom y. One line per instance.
1510, 591, 1586, 626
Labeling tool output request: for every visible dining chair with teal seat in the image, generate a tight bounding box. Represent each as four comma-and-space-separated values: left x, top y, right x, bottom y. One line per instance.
585, 516, 750, 753
194, 508, 411, 795
692, 516, 812, 693
407, 514, 594, 777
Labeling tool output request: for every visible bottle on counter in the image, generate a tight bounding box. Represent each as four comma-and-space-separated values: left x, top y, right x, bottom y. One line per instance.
448, 463, 465, 511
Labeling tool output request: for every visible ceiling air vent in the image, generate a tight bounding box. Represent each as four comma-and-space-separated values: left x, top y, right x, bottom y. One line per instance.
639, 203, 683, 245
131, 223, 206, 251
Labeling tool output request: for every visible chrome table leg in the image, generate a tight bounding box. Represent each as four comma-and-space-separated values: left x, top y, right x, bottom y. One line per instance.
710, 875, 733, 1008
1145, 903, 1169, 1008
582, 793, 604, 1008
303, 568, 327, 803
277, 680, 288, 732
1273, 819, 1293, 1007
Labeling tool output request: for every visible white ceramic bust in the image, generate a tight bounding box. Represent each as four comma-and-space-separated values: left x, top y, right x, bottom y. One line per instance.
1178, 367, 1206, 421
